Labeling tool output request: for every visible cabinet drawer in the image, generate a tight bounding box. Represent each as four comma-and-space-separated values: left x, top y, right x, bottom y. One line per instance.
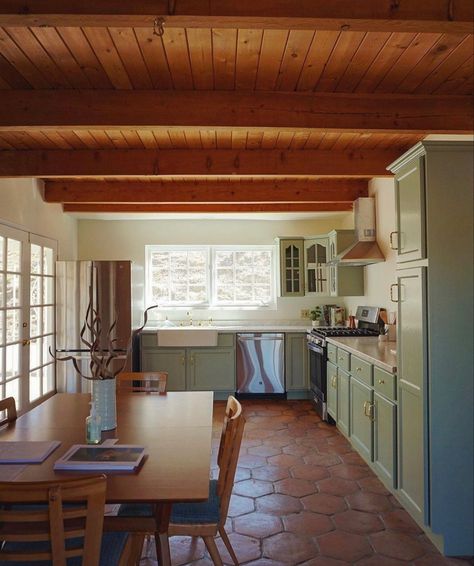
336, 348, 350, 372
374, 367, 396, 401
327, 344, 337, 365
350, 355, 372, 386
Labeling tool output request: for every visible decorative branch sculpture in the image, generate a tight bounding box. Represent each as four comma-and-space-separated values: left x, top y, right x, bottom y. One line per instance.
51, 302, 158, 381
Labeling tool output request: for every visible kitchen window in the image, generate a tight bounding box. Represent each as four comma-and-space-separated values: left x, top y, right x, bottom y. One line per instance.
146, 245, 275, 308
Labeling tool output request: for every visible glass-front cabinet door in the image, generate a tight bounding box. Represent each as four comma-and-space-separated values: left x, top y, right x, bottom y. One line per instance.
278, 238, 304, 297
305, 237, 329, 296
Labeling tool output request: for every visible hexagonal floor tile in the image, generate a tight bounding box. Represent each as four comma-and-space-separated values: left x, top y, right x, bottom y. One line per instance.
340, 451, 368, 466
275, 477, 316, 497
215, 532, 261, 564
227, 494, 255, 517
333, 509, 384, 534
267, 453, 303, 468
264, 436, 294, 448
318, 531, 373, 562
346, 491, 393, 513
252, 465, 290, 482
233, 478, 274, 498
358, 556, 410, 566
370, 531, 426, 561
291, 463, 329, 481
381, 509, 424, 533
256, 493, 303, 515
237, 453, 267, 469
357, 476, 391, 494
282, 444, 314, 457
302, 493, 347, 515
317, 477, 359, 496
248, 444, 282, 458
234, 467, 252, 482
263, 532, 318, 564
234, 512, 283, 538
304, 452, 342, 467
330, 464, 371, 480
300, 558, 350, 566
283, 511, 334, 536
168, 535, 206, 565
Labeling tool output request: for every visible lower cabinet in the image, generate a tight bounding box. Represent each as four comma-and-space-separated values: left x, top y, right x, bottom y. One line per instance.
141, 333, 236, 392
326, 361, 338, 419
373, 392, 397, 487
350, 377, 373, 463
337, 368, 350, 437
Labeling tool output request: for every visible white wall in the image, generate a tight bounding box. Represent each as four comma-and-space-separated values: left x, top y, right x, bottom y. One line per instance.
0, 178, 78, 259
77, 215, 353, 325
344, 178, 397, 317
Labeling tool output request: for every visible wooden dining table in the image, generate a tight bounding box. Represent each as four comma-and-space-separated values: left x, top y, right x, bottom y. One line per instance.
0, 391, 214, 566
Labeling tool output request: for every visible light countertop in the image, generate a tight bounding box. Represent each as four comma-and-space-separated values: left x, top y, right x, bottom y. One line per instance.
144, 324, 311, 333
326, 336, 397, 373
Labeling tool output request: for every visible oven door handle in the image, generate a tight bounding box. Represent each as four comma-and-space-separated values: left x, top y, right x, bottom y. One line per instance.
307, 343, 324, 355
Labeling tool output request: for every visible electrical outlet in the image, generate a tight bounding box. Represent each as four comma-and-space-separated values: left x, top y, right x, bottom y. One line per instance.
300, 309, 310, 319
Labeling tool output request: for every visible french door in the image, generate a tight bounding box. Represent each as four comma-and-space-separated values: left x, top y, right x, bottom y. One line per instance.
0, 224, 57, 414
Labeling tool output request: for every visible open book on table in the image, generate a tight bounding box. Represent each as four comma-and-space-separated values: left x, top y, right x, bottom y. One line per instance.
54, 444, 145, 471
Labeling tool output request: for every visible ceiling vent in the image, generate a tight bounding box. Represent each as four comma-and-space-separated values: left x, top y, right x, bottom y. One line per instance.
330, 197, 385, 266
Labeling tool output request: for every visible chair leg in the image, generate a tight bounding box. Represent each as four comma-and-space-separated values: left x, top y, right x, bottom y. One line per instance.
218, 526, 239, 566
203, 535, 224, 566
154, 532, 172, 566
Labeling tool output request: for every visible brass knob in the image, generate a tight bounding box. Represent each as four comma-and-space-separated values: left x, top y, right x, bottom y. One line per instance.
356, 367, 362, 372
378, 379, 385, 384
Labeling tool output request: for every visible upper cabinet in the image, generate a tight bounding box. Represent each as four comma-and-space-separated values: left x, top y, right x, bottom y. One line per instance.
277, 238, 305, 297
327, 230, 364, 297
391, 148, 426, 263
304, 237, 329, 296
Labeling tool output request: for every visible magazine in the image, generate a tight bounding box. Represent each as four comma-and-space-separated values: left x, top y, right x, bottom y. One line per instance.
54, 444, 145, 471
0, 440, 61, 464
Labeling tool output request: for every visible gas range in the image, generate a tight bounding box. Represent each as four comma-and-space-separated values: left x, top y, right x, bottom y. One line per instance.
308, 326, 379, 346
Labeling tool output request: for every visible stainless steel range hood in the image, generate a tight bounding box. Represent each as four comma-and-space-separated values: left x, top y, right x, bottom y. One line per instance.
330, 197, 385, 266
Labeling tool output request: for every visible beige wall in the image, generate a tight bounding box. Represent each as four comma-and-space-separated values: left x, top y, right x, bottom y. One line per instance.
344, 177, 397, 317
77, 215, 353, 325
0, 178, 78, 259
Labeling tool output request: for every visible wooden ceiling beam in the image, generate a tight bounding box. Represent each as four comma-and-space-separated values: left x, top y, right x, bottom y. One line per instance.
0, 149, 398, 177
0, 1, 472, 33
0, 91, 471, 134
62, 203, 354, 213
44, 179, 368, 204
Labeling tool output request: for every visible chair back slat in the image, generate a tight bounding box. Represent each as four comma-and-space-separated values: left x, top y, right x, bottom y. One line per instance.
0, 475, 106, 566
216, 396, 245, 525
0, 396, 17, 427
117, 371, 168, 394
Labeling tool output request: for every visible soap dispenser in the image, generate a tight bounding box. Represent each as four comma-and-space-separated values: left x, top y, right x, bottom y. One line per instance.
86, 402, 102, 444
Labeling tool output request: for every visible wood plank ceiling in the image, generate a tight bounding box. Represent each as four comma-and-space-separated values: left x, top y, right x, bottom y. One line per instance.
0, 2, 472, 213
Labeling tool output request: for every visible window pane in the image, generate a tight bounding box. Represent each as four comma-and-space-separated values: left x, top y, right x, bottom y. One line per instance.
0, 236, 3, 269
42, 335, 53, 366
43, 247, 54, 275
0, 273, 3, 307
5, 344, 20, 378
6, 274, 21, 307
43, 276, 54, 304
0, 311, 3, 345
6, 309, 20, 342
43, 305, 54, 334
7, 239, 21, 272
30, 337, 41, 369
6, 378, 20, 407
30, 369, 41, 402
30, 306, 41, 337
31, 244, 42, 274
43, 363, 55, 394
30, 275, 41, 305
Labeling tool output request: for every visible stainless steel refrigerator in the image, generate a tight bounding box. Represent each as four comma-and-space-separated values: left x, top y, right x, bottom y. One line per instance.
55, 261, 132, 392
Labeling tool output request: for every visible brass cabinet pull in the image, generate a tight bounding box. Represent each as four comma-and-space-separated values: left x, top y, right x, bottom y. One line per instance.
331, 375, 337, 388
390, 283, 399, 303
338, 356, 344, 361
363, 401, 369, 416
389, 231, 399, 250
378, 379, 385, 384
181, 356, 185, 365
363, 401, 375, 421
356, 367, 362, 372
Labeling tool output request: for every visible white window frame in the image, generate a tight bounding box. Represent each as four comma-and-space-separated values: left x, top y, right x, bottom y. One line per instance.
145, 244, 276, 310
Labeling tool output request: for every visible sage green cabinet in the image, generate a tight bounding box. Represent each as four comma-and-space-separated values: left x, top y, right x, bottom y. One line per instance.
304, 237, 329, 296
350, 377, 373, 463
337, 368, 350, 437
141, 348, 186, 391
326, 361, 338, 420
188, 347, 235, 391
278, 238, 304, 297
393, 151, 426, 263
285, 333, 308, 391
373, 392, 397, 488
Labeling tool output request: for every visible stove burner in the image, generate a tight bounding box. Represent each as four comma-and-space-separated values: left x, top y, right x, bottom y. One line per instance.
311, 327, 379, 338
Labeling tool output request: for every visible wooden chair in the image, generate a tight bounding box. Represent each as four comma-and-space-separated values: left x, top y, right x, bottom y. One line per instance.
0, 475, 140, 566
118, 396, 245, 566
0, 397, 17, 427
167, 396, 245, 565
117, 371, 168, 394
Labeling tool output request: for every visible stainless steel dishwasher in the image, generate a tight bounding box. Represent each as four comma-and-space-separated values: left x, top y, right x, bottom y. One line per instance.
236, 333, 285, 395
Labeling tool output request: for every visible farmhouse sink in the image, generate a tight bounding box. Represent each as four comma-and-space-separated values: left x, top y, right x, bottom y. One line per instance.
157, 328, 218, 347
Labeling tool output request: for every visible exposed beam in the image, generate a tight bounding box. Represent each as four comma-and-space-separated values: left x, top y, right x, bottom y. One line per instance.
63, 203, 354, 213
0, 1, 472, 33
0, 149, 398, 177
44, 179, 368, 203
0, 91, 471, 134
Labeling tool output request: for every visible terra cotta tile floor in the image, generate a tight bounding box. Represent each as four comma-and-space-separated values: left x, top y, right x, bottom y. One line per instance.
141, 399, 474, 566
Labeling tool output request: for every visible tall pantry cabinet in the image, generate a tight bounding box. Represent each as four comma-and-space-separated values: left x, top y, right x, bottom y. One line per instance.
388, 141, 473, 556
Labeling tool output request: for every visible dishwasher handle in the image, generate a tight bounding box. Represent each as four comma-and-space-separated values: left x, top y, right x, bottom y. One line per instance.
237, 334, 284, 341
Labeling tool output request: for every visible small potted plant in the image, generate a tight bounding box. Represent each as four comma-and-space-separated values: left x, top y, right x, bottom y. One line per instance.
310, 306, 323, 327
